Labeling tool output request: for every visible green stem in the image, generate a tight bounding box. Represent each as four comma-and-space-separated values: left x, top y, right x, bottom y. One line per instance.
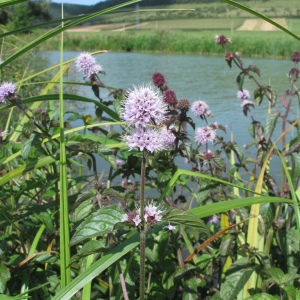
139, 151, 146, 300
59, 6, 71, 288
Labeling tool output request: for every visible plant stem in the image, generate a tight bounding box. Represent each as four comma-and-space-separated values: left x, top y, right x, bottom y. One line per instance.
139, 151, 146, 300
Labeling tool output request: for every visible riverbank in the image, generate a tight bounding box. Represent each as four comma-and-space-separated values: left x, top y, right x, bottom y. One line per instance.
40, 29, 298, 59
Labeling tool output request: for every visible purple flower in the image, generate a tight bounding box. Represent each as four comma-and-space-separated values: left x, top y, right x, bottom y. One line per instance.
163, 89, 177, 106
191, 100, 211, 117
161, 127, 176, 149
116, 158, 125, 167
200, 149, 214, 161
0, 82, 17, 104
76, 52, 96, 72
121, 84, 167, 128
144, 200, 164, 226
75, 52, 103, 80
208, 214, 219, 224
195, 125, 217, 145
124, 127, 165, 153
237, 90, 250, 100
122, 200, 164, 227
152, 72, 166, 87
215, 34, 231, 45
85, 64, 103, 79
176, 98, 190, 112
164, 224, 176, 231
0, 130, 8, 137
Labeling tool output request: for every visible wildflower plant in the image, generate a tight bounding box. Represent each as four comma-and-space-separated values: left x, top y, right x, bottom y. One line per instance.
1, 0, 300, 299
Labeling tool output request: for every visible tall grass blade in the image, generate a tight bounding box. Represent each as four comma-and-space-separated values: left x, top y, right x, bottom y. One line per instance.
58, 8, 71, 288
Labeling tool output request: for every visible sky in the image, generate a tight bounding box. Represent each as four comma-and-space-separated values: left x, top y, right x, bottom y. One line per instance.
52, 0, 103, 5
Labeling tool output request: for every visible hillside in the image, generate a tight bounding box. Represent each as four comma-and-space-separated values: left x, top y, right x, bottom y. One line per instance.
49, 0, 300, 26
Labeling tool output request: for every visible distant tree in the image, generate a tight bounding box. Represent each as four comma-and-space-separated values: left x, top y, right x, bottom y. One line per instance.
8, 0, 51, 32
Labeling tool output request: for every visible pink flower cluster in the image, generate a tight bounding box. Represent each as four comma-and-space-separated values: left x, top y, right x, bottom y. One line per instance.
75, 52, 103, 80
195, 124, 217, 145
122, 200, 164, 227
0, 82, 17, 104
121, 84, 175, 153
191, 100, 211, 117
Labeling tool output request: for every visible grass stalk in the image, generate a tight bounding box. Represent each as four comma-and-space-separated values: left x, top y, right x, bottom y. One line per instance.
59, 7, 71, 288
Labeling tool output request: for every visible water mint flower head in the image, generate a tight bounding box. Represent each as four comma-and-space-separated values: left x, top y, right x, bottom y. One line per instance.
161, 127, 176, 149
292, 51, 300, 64
123, 127, 165, 153
195, 125, 217, 145
0, 82, 17, 104
192, 100, 211, 117
121, 84, 167, 128
177, 98, 190, 112
76, 52, 96, 73
163, 89, 177, 106
237, 90, 250, 100
215, 34, 231, 45
144, 200, 163, 226
85, 64, 103, 80
75, 52, 103, 80
152, 72, 166, 87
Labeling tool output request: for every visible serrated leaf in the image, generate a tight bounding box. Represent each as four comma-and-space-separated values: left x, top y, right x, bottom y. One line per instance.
21, 134, 36, 159
182, 277, 197, 300
248, 65, 261, 77
219, 234, 234, 257
231, 143, 244, 163
220, 257, 259, 300
70, 240, 106, 264
286, 228, 300, 274
102, 188, 125, 206
254, 87, 264, 106
164, 208, 209, 235
283, 285, 297, 300
36, 211, 54, 234
267, 87, 277, 107
70, 206, 124, 246
264, 267, 285, 283
258, 203, 276, 234
71, 190, 97, 212
248, 123, 256, 138
213, 157, 226, 171
236, 73, 245, 91
265, 113, 279, 141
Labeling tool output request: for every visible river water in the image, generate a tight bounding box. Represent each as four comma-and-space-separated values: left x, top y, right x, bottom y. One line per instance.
45, 51, 296, 196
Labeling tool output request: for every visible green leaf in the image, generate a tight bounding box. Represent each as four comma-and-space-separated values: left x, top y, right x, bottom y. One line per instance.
220, 257, 260, 300
291, 153, 300, 186
254, 87, 264, 106
248, 65, 261, 77
21, 134, 36, 159
265, 113, 279, 141
286, 228, 300, 274
52, 233, 139, 300
0, 263, 10, 293
70, 240, 106, 264
283, 285, 297, 300
219, 234, 234, 257
70, 206, 124, 246
264, 267, 285, 282
164, 208, 209, 235
245, 294, 279, 300
236, 73, 245, 91
182, 277, 197, 300
36, 212, 54, 234
231, 143, 244, 164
